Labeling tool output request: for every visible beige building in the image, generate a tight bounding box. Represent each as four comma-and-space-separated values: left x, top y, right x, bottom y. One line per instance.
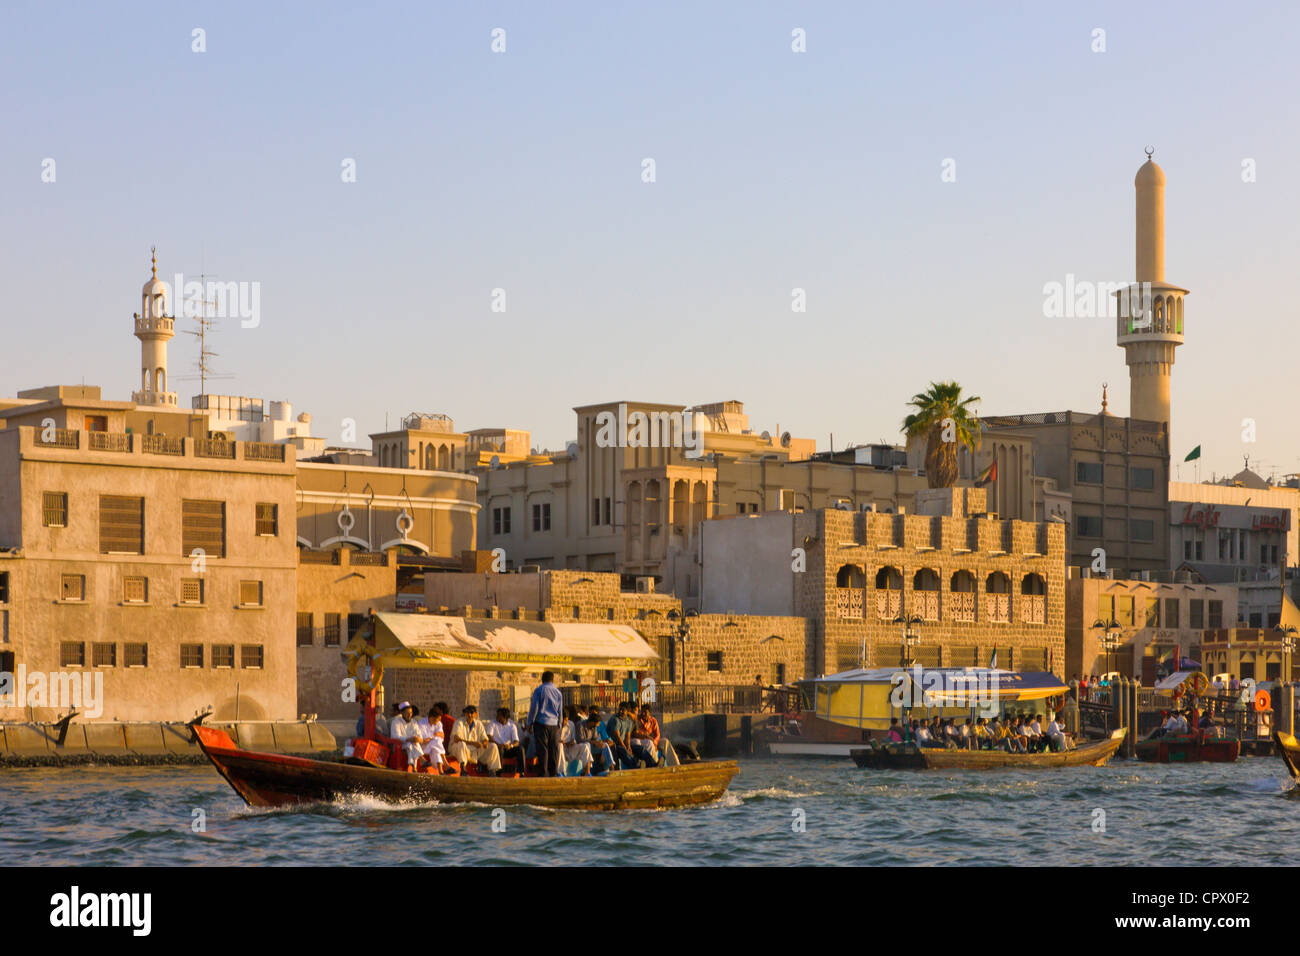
0, 420, 297, 722
408, 568, 809, 718
1065, 573, 1239, 682
702, 487, 1066, 677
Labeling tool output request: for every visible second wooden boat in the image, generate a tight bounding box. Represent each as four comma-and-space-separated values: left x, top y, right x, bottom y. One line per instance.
851, 727, 1127, 770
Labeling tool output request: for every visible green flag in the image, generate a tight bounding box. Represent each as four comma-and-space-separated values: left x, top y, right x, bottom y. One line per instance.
1184, 446, 1201, 462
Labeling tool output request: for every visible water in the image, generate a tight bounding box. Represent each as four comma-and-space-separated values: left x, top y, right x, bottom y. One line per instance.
2, 757, 1297, 866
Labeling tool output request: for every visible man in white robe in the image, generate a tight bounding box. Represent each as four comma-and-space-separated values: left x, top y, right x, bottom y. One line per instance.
389, 702, 425, 771
448, 705, 502, 774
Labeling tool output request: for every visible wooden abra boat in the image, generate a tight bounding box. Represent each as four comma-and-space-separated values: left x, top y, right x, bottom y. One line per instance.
193, 611, 739, 811
194, 723, 738, 810
1274, 730, 1300, 780
851, 728, 1127, 770
1134, 731, 1239, 763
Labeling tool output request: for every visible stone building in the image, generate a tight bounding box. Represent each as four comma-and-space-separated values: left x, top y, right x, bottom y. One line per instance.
701, 487, 1066, 677
406, 568, 810, 717
1065, 572, 1239, 682
0, 421, 297, 722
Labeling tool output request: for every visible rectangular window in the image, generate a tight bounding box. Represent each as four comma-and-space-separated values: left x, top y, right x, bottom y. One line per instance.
532, 504, 540, 531
1208, 600, 1223, 629
347, 613, 367, 642
1075, 461, 1104, 485
238, 580, 263, 607
1184, 540, 1193, 560
502, 506, 510, 533
122, 576, 148, 603
1097, 595, 1113, 622
241, 645, 264, 669
1164, 598, 1180, 628
212, 644, 235, 669
1115, 595, 1134, 627
93, 643, 116, 667
1130, 519, 1155, 543
60, 641, 85, 667
1189, 600, 1204, 629
180, 578, 204, 605
99, 495, 144, 554
296, 612, 313, 646
43, 492, 68, 528
180, 644, 204, 668
255, 502, 278, 536
124, 642, 148, 668
1076, 514, 1103, 538
181, 499, 226, 558
60, 574, 85, 601
603, 497, 611, 525
323, 613, 341, 646
706, 651, 724, 673
1195, 541, 1203, 561
0, 571, 8, 603
542, 503, 551, 530
492, 508, 502, 535
780, 489, 796, 511
1143, 598, 1160, 628
1130, 467, 1155, 491
593, 498, 602, 525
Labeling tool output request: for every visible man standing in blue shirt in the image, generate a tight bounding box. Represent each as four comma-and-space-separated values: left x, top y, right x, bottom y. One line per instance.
527, 670, 563, 777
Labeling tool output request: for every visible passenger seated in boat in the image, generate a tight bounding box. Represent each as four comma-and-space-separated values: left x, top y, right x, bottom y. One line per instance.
560, 706, 594, 776
489, 707, 527, 776
606, 702, 641, 770
1026, 714, 1046, 753
1008, 718, 1028, 754
914, 721, 937, 748
1045, 713, 1070, 752
630, 705, 663, 768
961, 718, 975, 750
886, 718, 904, 744
389, 701, 426, 772
587, 713, 618, 773
941, 719, 961, 749
449, 705, 503, 776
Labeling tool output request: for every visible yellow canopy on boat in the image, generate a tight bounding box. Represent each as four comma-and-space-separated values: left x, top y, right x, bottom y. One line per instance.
356, 612, 658, 672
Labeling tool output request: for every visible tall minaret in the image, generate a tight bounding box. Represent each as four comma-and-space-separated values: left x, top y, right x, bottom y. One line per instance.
131, 247, 178, 407
1117, 150, 1186, 429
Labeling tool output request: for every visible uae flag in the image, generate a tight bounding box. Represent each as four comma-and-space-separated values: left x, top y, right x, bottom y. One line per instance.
975, 459, 998, 487
1184, 445, 1201, 462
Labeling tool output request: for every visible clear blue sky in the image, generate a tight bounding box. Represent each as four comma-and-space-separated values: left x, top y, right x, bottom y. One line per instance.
3, 1, 1298, 482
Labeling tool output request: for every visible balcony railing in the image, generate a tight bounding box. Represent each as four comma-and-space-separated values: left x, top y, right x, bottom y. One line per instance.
35, 429, 79, 449
876, 590, 901, 621
951, 591, 975, 622
244, 441, 286, 462
350, 552, 388, 567
985, 593, 1010, 623
88, 432, 132, 453
835, 588, 864, 619
916, 590, 939, 621
141, 434, 184, 456
1023, 594, 1046, 624
194, 438, 235, 459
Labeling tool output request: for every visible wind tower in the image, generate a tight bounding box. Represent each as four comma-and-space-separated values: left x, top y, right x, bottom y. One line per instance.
1116, 149, 1187, 430
131, 247, 178, 407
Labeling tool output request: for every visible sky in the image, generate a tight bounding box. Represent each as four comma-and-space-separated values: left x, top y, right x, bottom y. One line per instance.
3, 1, 1298, 483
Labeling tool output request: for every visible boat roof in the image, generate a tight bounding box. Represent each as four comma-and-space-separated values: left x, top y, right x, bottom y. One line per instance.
368, 612, 658, 672
1154, 670, 1205, 692
800, 666, 1069, 702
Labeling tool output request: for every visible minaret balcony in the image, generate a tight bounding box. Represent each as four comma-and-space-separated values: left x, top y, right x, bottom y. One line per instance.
134, 315, 175, 336
131, 389, 178, 407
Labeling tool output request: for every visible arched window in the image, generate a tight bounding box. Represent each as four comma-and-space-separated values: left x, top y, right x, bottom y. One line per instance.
836, 564, 865, 588
874, 566, 902, 621
950, 570, 976, 622
875, 566, 903, 590
985, 572, 1011, 622
914, 568, 940, 620
1021, 573, 1046, 595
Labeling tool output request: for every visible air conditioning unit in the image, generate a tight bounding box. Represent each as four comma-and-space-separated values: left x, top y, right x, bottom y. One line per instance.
635, 576, 655, 594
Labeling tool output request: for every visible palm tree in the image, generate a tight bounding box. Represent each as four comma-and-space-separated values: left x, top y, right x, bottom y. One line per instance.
902, 382, 982, 488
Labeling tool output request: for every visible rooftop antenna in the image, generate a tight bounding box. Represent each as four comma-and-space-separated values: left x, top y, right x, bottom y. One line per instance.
177, 255, 234, 397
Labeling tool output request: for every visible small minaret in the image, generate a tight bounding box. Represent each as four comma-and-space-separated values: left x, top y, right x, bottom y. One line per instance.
131, 247, 177, 407
1116, 149, 1187, 430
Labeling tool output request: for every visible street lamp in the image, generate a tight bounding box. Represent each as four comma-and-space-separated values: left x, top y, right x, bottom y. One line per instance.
666, 608, 698, 705
895, 614, 924, 668
1092, 617, 1122, 681
893, 614, 924, 744
1274, 624, 1297, 683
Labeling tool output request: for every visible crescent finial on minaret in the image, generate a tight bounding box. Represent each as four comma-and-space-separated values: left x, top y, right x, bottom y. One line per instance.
1144, 146, 1154, 160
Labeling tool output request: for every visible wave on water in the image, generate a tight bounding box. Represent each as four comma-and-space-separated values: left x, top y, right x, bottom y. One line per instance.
732, 786, 823, 801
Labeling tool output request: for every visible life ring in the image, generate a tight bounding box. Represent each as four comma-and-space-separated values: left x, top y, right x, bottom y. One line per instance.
1255, 690, 1271, 713
347, 647, 383, 696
